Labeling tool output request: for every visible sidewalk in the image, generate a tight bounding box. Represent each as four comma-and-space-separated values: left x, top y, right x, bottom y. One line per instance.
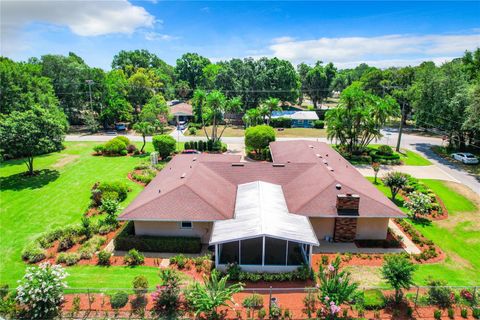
355, 164, 459, 182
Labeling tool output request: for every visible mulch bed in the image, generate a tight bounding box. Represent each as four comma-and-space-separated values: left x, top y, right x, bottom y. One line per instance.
400, 192, 449, 221
355, 229, 405, 249
127, 170, 147, 187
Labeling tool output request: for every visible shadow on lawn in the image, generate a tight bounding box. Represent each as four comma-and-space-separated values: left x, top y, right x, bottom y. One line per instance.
0, 169, 60, 191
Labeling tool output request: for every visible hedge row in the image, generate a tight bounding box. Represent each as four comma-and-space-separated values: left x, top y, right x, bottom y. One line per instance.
114, 222, 202, 253
184, 140, 226, 152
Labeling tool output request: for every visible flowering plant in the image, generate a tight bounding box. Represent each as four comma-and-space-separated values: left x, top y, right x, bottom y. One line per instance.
16, 262, 68, 319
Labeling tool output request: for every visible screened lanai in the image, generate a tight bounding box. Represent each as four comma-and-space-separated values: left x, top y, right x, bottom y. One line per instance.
210, 181, 319, 272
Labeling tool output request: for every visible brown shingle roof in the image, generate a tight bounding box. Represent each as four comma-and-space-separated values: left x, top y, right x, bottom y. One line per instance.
169, 102, 193, 116
119, 141, 405, 221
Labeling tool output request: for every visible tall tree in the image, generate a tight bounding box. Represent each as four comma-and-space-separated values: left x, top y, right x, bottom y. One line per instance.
192, 89, 207, 123
101, 70, 133, 126
0, 105, 68, 175
202, 90, 241, 142
304, 62, 335, 108
261, 97, 281, 125
175, 53, 211, 94
140, 94, 169, 133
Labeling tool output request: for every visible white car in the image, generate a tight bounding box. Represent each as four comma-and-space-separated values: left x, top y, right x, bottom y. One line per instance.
451, 152, 479, 164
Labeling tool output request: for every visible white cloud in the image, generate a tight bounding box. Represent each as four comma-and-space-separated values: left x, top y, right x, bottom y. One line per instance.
144, 32, 179, 41
1, 0, 155, 54
272, 36, 295, 44
268, 33, 480, 67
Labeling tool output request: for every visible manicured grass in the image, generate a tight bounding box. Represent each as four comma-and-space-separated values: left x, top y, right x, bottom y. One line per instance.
370, 177, 479, 285
0, 141, 183, 288
398, 149, 432, 166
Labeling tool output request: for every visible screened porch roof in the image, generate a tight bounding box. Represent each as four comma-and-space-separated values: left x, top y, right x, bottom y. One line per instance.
209, 181, 319, 246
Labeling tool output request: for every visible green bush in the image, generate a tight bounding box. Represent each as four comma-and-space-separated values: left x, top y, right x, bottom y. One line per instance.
152, 135, 176, 159
473, 307, 480, 319
461, 308, 468, 318
169, 254, 187, 269
313, 120, 324, 129
242, 293, 264, 309
189, 127, 197, 135
22, 243, 46, 263
132, 275, 149, 295
97, 181, 129, 202
448, 308, 455, 319
124, 249, 144, 266
110, 291, 129, 309
57, 234, 75, 252
78, 236, 105, 259
132, 168, 157, 184
377, 145, 394, 155
362, 289, 385, 310
126, 144, 137, 154
428, 280, 454, 308
434, 309, 442, 320
97, 250, 112, 266
114, 222, 202, 253
245, 125, 276, 155
103, 138, 127, 155
270, 117, 292, 128
93, 144, 104, 154
114, 136, 130, 145
56, 252, 80, 266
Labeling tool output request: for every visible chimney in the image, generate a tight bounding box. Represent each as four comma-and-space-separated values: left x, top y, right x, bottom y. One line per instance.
336, 194, 360, 215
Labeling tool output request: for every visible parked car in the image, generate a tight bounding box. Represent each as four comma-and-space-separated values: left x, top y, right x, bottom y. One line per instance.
451, 152, 479, 164
182, 149, 201, 154
115, 122, 127, 131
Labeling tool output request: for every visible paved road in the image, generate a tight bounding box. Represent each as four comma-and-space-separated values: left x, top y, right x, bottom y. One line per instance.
65, 128, 479, 195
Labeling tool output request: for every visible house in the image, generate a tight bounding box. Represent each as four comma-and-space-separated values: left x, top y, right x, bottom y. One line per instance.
119, 140, 405, 272
167, 101, 193, 124
271, 111, 319, 128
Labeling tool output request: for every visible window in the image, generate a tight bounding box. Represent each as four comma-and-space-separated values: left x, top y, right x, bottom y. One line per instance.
287, 241, 305, 266
219, 241, 239, 265
240, 238, 263, 265
180, 221, 193, 229
265, 237, 287, 265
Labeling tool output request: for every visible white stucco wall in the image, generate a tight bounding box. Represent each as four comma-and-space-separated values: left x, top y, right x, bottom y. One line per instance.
134, 221, 213, 244
309, 218, 335, 240
355, 218, 389, 240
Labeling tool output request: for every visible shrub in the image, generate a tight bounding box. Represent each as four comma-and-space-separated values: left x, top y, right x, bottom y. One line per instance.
97, 250, 112, 266
120, 149, 128, 156
132, 275, 149, 295
225, 263, 241, 281
378, 145, 394, 155
381, 254, 416, 304
362, 289, 385, 310
57, 234, 75, 252
93, 144, 104, 155
428, 280, 454, 308
270, 117, 292, 128
109, 291, 129, 309
152, 135, 176, 159
245, 125, 276, 155
97, 181, 129, 202
448, 308, 455, 319
124, 249, 144, 266
100, 198, 120, 216
103, 138, 127, 155
22, 244, 46, 263
16, 263, 68, 320
132, 168, 157, 184
382, 171, 408, 201
189, 127, 197, 135
114, 136, 130, 146
56, 252, 80, 266
152, 269, 182, 318
78, 236, 105, 259
434, 310, 442, 320
114, 221, 202, 253
313, 120, 324, 129
242, 293, 264, 309
473, 307, 480, 319
126, 144, 137, 153
258, 308, 267, 319
461, 308, 468, 318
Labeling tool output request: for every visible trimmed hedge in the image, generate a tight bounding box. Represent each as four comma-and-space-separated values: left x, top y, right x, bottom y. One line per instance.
114, 222, 202, 253
270, 117, 292, 128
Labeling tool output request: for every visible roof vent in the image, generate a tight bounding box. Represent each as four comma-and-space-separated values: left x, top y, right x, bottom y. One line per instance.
322, 159, 328, 164
231, 163, 245, 167
272, 163, 285, 167
335, 184, 342, 190
308, 145, 314, 148
316, 153, 322, 158
158, 189, 161, 193
327, 166, 334, 171
181, 173, 186, 179
192, 157, 197, 161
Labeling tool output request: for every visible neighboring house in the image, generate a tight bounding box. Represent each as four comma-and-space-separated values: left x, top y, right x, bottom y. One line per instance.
167, 101, 193, 124
119, 140, 405, 272
271, 111, 319, 128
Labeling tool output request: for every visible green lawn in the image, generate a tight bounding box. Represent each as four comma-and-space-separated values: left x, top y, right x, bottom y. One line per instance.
369, 144, 431, 166
371, 178, 479, 285
0, 141, 183, 289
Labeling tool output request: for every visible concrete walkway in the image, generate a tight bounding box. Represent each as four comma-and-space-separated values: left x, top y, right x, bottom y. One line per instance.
355, 164, 459, 182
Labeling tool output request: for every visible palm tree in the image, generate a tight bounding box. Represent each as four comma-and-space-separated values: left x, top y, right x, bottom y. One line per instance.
184, 270, 243, 320
261, 97, 281, 125
133, 121, 155, 153
204, 90, 227, 142
243, 108, 262, 127
192, 89, 207, 123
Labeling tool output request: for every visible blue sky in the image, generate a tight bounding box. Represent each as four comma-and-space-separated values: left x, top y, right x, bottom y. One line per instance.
1, 1, 479, 69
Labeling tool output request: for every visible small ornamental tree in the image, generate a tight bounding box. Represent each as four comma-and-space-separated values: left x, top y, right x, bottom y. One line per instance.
184, 270, 243, 319
244, 125, 276, 155
16, 262, 68, 319
133, 121, 155, 153
382, 171, 408, 201
317, 256, 358, 314
381, 255, 416, 304
152, 134, 176, 159
406, 191, 432, 220
0, 105, 67, 175
152, 269, 182, 319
